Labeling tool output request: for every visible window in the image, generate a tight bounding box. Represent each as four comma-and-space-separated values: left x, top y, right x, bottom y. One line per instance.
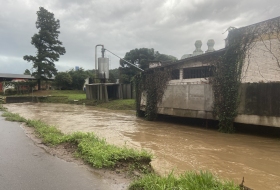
183, 66, 213, 79
171, 69, 180, 80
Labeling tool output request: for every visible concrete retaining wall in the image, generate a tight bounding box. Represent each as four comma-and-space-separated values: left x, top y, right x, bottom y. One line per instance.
5, 96, 36, 103
140, 82, 280, 128
86, 83, 135, 100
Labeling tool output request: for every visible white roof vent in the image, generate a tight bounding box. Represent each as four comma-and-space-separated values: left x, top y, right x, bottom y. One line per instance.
205, 39, 215, 53
193, 40, 203, 56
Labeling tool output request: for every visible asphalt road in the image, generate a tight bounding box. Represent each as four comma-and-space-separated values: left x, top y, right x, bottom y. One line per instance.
0, 113, 115, 190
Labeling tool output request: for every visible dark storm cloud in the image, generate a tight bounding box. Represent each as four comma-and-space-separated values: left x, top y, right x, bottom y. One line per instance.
0, 0, 280, 74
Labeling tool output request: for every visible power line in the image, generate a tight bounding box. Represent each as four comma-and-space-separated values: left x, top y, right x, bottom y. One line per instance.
104, 48, 144, 72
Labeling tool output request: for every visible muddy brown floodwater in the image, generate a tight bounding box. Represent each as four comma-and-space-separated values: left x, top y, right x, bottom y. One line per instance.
4, 103, 280, 190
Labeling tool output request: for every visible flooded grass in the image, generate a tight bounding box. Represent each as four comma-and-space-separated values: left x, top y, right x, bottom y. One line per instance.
5, 90, 136, 110
1, 105, 242, 189
26, 119, 65, 145
1, 109, 152, 175
65, 132, 152, 168
129, 171, 239, 190
2, 112, 27, 122
0, 104, 6, 111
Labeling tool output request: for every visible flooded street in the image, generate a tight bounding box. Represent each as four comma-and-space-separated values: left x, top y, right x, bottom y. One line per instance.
4, 103, 280, 190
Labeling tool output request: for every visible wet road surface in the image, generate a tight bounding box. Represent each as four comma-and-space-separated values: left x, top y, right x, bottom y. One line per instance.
0, 112, 123, 190
4, 103, 280, 190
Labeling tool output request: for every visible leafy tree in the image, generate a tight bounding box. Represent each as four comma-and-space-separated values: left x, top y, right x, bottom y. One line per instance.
120, 48, 156, 70
54, 72, 72, 90
109, 68, 119, 83
68, 68, 88, 90
23, 7, 66, 90
154, 53, 177, 62
120, 48, 177, 83
23, 69, 31, 75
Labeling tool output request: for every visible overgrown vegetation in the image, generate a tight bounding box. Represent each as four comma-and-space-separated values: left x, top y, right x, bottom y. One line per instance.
212, 17, 280, 133
134, 69, 171, 120
2, 112, 27, 122
211, 28, 254, 133
65, 132, 151, 168
129, 171, 239, 190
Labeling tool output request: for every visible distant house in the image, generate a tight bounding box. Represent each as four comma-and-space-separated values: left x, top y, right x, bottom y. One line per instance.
0, 73, 54, 93
0, 73, 35, 93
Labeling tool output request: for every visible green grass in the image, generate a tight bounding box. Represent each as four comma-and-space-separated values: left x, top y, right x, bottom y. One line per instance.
47, 90, 86, 100
26, 119, 65, 145
96, 99, 136, 110
129, 171, 239, 190
64, 132, 152, 168
1, 110, 152, 170
5, 90, 136, 110
1, 112, 27, 122
0, 108, 240, 189
0, 104, 6, 111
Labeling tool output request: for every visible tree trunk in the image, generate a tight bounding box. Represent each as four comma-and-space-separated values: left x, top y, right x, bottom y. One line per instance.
38, 79, 41, 90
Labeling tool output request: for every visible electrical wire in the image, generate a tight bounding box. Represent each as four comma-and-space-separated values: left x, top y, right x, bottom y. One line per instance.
104, 48, 144, 72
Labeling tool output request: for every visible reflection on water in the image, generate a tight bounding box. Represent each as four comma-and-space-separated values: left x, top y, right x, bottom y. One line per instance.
4, 103, 280, 190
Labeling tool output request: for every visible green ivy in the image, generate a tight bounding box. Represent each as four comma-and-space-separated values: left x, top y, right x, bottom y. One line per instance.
211, 28, 257, 133
134, 69, 171, 121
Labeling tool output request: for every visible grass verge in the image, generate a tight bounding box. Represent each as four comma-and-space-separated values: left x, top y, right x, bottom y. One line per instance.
129, 171, 239, 190
1, 110, 152, 176
1, 109, 240, 189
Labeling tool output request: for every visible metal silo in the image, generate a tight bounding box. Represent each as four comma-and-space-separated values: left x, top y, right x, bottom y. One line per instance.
98, 57, 109, 79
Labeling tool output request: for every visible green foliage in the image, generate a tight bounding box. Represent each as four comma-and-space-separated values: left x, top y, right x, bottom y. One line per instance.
109, 68, 119, 83
212, 28, 257, 133
212, 18, 280, 133
54, 72, 72, 90
134, 69, 171, 120
96, 99, 135, 110
119, 72, 132, 84
120, 48, 177, 83
65, 132, 152, 168
120, 48, 157, 70
155, 53, 177, 62
26, 119, 65, 145
48, 90, 86, 100
0, 104, 6, 111
68, 68, 88, 90
23, 69, 31, 75
1, 111, 152, 170
129, 171, 239, 190
23, 7, 66, 90
1, 112, 26, 122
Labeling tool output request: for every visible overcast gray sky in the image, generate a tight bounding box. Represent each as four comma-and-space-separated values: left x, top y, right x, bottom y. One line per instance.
1, 0, 280, 74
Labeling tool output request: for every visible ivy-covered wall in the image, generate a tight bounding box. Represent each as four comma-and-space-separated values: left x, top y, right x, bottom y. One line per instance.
139, 82, 280, 128
136, 17, 280, 132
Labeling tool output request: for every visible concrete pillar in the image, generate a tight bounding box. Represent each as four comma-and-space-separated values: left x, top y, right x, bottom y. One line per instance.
104, 84, 108, 102
180, 69, 183, 80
